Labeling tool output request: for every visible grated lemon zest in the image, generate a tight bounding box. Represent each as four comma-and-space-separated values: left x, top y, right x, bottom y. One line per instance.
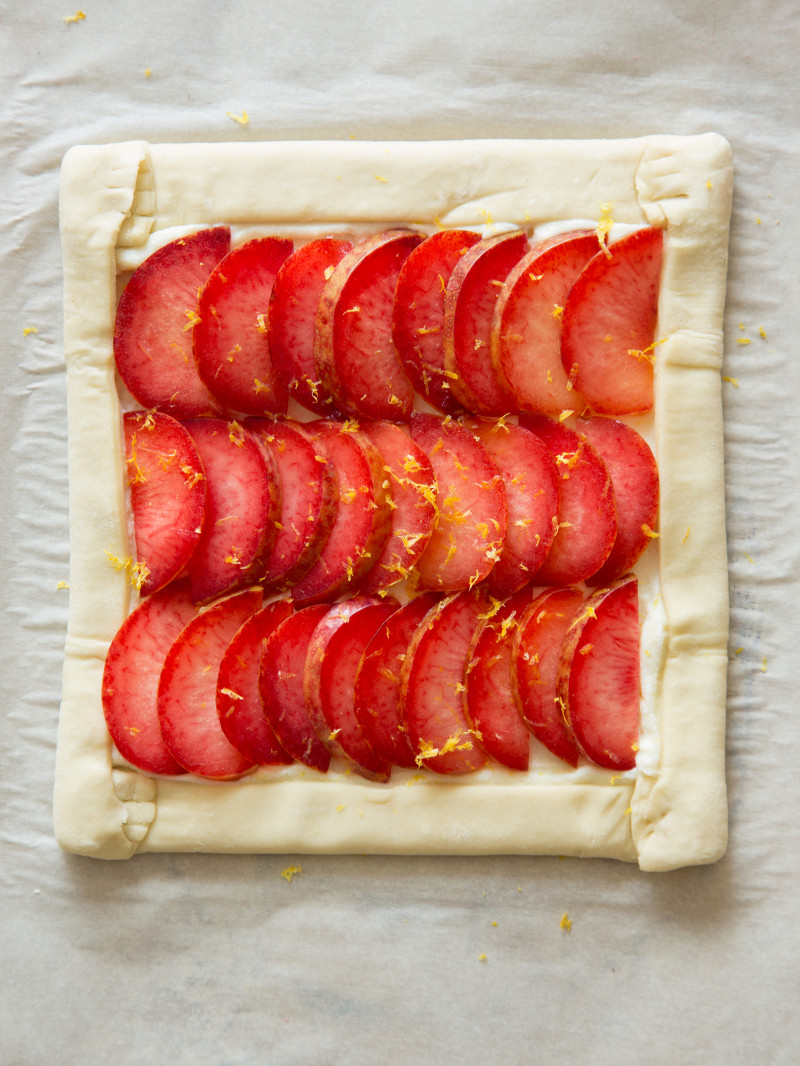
227, 110, 250, 127
281, 865, 302, 883
596, 202, 614, 255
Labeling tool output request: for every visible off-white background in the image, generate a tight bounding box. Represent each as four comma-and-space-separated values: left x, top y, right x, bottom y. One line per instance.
2, 2, 798, 1063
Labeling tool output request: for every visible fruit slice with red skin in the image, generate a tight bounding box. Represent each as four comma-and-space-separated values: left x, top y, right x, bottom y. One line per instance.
354, 591, 442, 769
304, 598, 398, 780
561, 226, 664, 415
358, 421, 438, 593
402, 589, 489, 775
491, 230, 597, 415
556, 576, 640, 770
102, 579, 198, 776
392, 229, 481, 414
465, 584, 543, 771
290, 420, 392, 604
114, 228, 228, 418
259, 604, 332, 772
577, 416, 659, 585
519, 413, 616, 585
410, 414, 507, 591
443, 230, 528, 415
193, 237, 292, 416
513, 587, 584, 767
123, 411, 206, 596
463, 417, 559, 597
216, 599, 294, 765
267, 238, 353, 417
314, 230, 422, 421
246, 418, 338, 591
158, 588, 263, 779
183, 418, 280, 604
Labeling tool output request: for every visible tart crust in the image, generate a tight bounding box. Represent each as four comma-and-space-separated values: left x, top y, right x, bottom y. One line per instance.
56, 136, 732, 869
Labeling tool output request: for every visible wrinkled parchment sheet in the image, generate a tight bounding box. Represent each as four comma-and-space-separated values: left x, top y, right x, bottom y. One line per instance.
2, 2, 798, 1063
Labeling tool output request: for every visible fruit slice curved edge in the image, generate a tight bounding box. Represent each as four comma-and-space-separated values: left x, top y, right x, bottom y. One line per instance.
157, 588, 263, 779
354, 591, 442, 769
216, 599, 295, 765
512, 586, 584, 767
465, 585, 542, 771
520, 413, 616, 585
491, 229, 597, 415
314, 230, 422, 420
577, 416, 659, 585
183, 418, 280, 604
556, 576, 641, 771
443, 230, 528, 415
259, 604, 332, 773
304, 598, 398, 780
560, 227, 664, 415
392, 229, 481, 414
123, 411, 206, 596
102, 579, 199, 776
268, 237, 353, 417
401, 590, 489, 775
411, 413, 507, 591
113, 227, 229, 418
193, 236, 292, 416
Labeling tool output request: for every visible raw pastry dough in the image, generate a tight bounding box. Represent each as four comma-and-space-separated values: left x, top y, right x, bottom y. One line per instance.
56, 136, 732, 869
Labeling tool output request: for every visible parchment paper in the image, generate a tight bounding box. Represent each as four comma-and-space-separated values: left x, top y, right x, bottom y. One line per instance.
2, 2, 798, 1063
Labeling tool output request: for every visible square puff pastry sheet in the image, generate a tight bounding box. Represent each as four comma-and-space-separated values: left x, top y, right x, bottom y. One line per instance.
56, 136, 732, 869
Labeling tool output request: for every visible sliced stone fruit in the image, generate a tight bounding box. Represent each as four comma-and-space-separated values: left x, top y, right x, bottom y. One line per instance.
513, 586, 584, 767
520, 414, 616, 585
183, 418, 280, 604
443, 230, 528, 415
193, 236, 292, 416
410, 413, 507, 592
216, 598, 295, 766
157, 588, 263, 779
123, 410, 206, 596
102, 579, 199, 776
556, 576, 641, 771
114, 227, 228, 418
491, 229, 597, 415
259, 604, 333, 773
268, 237, 353, 417
560, 226, 664, 415
354, 591, 442, 770
304, 598, 398, 781
392, 229, 481, 414
401, 589, 489, 775
314, 229, 422, 421
358, 421, 437, 594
